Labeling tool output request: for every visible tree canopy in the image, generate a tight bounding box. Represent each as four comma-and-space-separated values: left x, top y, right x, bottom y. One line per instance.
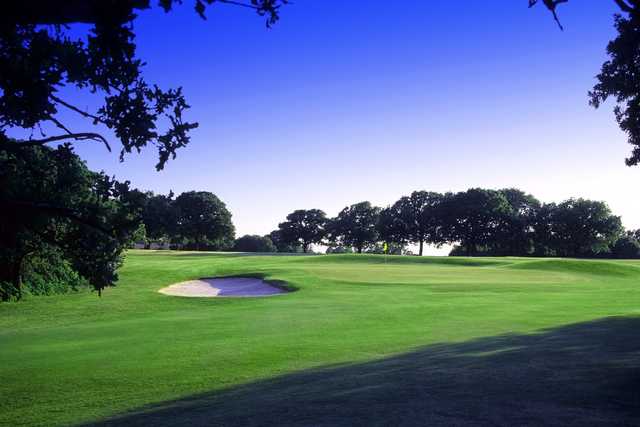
278, 209, 327, 253
0, 144, 145, 300
442, 189, 512, 256
329, 202, 381, 254
173, 191, 235, 250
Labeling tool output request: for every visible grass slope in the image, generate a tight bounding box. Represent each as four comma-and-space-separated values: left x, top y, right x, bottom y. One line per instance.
1, 252, 639, 426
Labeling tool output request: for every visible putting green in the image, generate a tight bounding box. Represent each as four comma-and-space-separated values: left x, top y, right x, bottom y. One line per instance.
1, 251, 639, 426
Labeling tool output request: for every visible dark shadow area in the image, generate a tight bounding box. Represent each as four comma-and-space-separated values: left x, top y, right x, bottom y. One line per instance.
85, 317, 640, 426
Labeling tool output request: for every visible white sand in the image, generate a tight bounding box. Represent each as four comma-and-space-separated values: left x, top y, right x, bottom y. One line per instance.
158, 277, 285, 297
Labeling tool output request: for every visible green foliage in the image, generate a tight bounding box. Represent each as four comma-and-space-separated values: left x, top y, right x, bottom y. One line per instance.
128, 223, 149, 248
441, 189, 512, 256
610, 233, 640, 259
268, 229, 302, 253
546, 199, 622, 257
278, 209, 327, 253
20, 248, 90, 297
0, 144, 145, 300
173, 191, 235, 250
492, 188, 541, 256
377, 203, 409, 247
329, 202, 380, 253
397, 191, 446, 255
142, 192, 177, 242
233, 235, 276, 252
589, 11, 640, 166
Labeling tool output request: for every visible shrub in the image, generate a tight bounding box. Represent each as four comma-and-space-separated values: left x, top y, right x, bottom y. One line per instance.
22, 248, 90, 297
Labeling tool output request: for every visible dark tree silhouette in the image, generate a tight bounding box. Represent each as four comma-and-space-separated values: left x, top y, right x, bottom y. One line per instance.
268, 229, 301, 253
493, 189, 541, 256
377, 204, 410, 248
546, 199, 622, 257
142, 191, 177, 244
442, 189, 511, 256
396, 191, 446, 256
278, 209, 327, 253
330, 202, 381, 254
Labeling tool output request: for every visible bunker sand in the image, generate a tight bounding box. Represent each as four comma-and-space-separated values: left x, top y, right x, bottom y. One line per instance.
158, 277, 285, 297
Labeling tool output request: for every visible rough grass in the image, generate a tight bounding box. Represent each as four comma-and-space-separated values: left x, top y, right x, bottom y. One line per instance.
1, 252, 639, 426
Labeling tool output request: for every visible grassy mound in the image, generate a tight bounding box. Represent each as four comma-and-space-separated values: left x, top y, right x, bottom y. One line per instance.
506, 258, 640, 277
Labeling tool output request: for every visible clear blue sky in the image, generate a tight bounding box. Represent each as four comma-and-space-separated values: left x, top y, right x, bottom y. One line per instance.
64, 1, 639, 252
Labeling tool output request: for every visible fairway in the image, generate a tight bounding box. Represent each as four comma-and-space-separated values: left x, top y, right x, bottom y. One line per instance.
1, 251, 640, 426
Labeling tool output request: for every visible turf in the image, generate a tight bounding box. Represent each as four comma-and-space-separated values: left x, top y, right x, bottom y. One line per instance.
1, 252, 640, 426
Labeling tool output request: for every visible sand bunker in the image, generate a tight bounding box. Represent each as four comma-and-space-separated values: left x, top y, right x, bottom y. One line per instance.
158, 277, 286, 297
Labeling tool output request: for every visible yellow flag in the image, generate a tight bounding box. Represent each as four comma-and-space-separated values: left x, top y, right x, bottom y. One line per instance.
383, 242, 388, 254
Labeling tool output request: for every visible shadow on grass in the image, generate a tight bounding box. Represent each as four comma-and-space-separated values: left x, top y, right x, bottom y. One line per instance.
85, 317, 640, 426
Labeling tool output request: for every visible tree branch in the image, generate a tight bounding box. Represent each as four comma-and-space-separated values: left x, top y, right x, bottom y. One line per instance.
47, 115, 73, 135
50, 94, 105, 124
4, 0, 282, 25
16, 133, 112, 152
2, 0, 151, 25
613, 0, 635, 13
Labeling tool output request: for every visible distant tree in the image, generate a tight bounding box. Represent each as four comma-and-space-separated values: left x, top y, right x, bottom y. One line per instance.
173, 191, 235, 250
626, 228, 640, 241
547, 199, 623, 257
330, 202, 381, 254
395, 191, 446, 256
492, 188, 541, 255
129, 223, 149, 247
233, 235, 276, 252
0, 145, 145, 300
377, 204, 410, 247
142, 192, 177, 244
530, 203, 557, 256
278, 209, 327, 253
442, 189, 511, 256
610, 233, 640, 258
268, 229, 301, 253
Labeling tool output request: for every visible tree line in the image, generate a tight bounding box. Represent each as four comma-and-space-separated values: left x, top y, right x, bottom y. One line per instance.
264, 188, 639, 259
0, 145, 236, 301
4, 145, 639, 303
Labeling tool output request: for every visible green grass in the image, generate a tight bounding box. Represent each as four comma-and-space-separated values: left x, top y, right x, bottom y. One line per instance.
1, 251, 640, 426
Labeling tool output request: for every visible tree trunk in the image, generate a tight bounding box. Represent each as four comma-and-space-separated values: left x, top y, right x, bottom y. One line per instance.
302, 243, 308, 253
357, 246, 363, 254
419, 240, 424, 256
